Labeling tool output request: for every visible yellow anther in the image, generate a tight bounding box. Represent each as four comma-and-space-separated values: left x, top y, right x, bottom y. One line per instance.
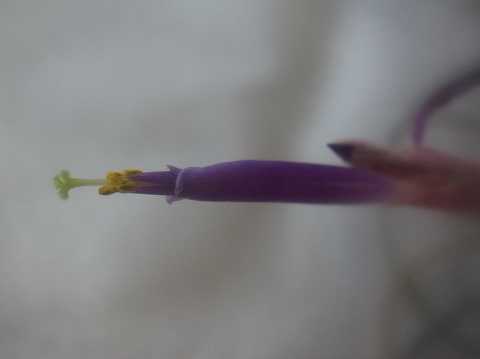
98, 169, 143, 195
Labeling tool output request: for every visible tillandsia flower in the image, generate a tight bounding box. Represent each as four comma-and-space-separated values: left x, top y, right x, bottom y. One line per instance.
54, 66, 480, 211
53, 161, 394, 205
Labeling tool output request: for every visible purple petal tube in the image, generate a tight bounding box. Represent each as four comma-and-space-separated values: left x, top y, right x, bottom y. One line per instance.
131, 160, 393, 205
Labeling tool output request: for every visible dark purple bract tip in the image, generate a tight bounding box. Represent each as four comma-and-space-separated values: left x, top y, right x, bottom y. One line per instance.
327, 143, 355, 162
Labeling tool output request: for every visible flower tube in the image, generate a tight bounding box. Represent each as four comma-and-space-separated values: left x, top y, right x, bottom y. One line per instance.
54, 160, 394, 205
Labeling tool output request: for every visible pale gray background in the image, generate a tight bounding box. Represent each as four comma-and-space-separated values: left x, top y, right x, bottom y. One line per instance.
1, 0, 480, 358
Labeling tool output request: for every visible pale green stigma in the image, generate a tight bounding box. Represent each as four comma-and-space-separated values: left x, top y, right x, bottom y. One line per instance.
53, 170, 105, 199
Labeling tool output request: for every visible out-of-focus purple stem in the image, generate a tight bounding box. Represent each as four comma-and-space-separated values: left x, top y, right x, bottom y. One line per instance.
131, 160, 393, 205
413, 67, 480, 145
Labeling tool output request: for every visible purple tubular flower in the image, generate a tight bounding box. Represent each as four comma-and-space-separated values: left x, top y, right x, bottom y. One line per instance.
53, 67, 480, 211
413, 67, 480, 145
130, 160, 393, 204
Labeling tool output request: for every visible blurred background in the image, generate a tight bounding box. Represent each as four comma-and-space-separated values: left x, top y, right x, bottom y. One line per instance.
1, 0, 480, 358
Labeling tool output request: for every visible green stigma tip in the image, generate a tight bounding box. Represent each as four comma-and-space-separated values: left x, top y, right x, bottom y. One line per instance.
54, 170, 73, 199
53, 170, 105, 199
